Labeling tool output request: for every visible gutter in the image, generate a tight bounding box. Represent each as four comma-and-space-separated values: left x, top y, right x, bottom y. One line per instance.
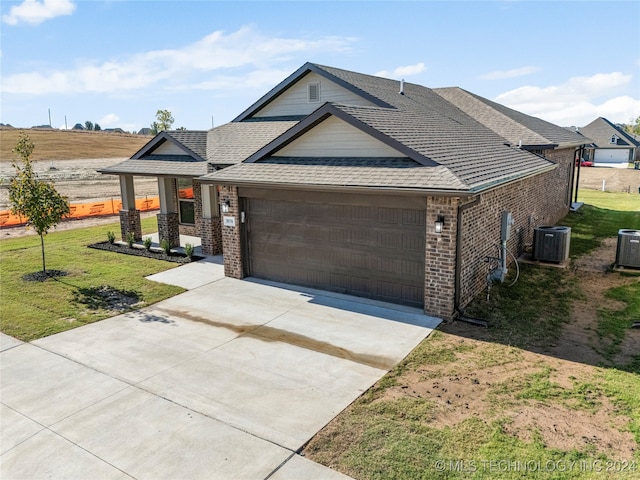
196, 178, 475, 198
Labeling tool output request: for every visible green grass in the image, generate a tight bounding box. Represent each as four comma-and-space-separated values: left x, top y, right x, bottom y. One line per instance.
565, 191, 640, 258
0, 217, 183, 341
464, 265, 581, 349
578, 190, 640, 212
596, 282, 640, 367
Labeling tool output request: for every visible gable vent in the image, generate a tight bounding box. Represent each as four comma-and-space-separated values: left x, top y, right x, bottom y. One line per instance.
308, 83, 320, 102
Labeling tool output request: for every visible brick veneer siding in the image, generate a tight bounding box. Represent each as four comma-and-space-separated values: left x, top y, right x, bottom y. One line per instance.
119, 209, 141, 242
219, 186, 243, 278
157, 212, 180, 248
424, 196, 460, 320
456, 147, 575, 310
201, 216, 222, 256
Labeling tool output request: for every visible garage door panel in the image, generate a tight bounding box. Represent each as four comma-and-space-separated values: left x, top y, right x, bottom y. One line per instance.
246, 197, 425, 308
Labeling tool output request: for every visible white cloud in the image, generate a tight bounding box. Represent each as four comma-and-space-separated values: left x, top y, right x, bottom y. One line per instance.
480, 66, 539, 80
375, 62, 426, 79
98, 113, 120, 127
1, 26, 355, 95
2, 0, 75, 26
495, 72, 639, 126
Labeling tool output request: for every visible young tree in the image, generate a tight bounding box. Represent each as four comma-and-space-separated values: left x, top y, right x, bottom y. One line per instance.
154, 109, 174, 132
9, 132, 70, 275
94, 123, 101, 131
84, 120, 94, 130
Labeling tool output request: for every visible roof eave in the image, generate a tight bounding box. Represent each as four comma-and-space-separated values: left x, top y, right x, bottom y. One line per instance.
196, 176, 473, 197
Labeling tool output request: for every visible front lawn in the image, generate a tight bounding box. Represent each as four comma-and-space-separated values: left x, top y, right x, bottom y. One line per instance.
0, 217, 183, 341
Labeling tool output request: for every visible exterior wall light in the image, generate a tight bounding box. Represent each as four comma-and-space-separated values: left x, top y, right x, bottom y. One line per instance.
221, 199, 230, 213
435, 215, 445, 234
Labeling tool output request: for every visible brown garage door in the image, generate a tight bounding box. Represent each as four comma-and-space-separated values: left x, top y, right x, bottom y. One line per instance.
242, 191, 426, 308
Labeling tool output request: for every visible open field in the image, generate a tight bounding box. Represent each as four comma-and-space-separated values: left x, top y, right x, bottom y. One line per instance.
578, 166, 640, 193
0, 128, 151, 161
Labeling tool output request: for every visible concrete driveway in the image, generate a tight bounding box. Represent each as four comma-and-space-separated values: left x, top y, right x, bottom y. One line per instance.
1, 272, 440, 479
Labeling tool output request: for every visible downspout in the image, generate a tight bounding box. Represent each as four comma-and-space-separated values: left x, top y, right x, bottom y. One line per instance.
574, 145, 584, 204
569, 147, 577, 206
454, 195, 481, 320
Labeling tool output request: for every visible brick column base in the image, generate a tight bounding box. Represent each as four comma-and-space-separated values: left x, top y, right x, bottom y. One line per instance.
201, 217, 222, 256
119, 210, 141, 241
157, 213, 180, 248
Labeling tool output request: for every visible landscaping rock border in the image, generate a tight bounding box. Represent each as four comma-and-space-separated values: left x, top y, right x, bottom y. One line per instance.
88, 241, 203, 264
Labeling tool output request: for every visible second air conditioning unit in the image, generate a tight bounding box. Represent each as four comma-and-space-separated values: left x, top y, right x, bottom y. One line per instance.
533, 226, 571, 263
616, 229, 640, 268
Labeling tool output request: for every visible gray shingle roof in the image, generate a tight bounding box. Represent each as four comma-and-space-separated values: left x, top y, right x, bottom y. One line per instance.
206, 121, 297, 166
205, 160, 470, 193
165, 130, 208, 159
99, 158, 209, 177
580, 117, 640, 149
433, 87, 588, 148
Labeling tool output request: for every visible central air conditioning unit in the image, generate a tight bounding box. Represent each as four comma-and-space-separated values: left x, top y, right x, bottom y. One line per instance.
616, 229, 640, 268
533, 226, 571, 263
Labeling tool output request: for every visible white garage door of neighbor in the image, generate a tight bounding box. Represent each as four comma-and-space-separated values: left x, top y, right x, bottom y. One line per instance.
594, 148, 629, 164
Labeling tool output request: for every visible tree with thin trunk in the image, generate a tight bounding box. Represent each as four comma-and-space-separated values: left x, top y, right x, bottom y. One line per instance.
8, 132, 70, 275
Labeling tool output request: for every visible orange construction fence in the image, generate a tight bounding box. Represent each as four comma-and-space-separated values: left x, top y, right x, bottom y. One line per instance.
0, 196, 160, 227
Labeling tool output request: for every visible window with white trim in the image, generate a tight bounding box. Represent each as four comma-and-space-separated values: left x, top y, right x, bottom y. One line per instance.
610, 135, 618, 144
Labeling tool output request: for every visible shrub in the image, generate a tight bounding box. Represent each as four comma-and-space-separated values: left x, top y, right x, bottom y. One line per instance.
143, 237, 153, 251
107, 231, 116, 244
184, 243, 194, 259
160, 239, 171, 255
126, 232, 135, 248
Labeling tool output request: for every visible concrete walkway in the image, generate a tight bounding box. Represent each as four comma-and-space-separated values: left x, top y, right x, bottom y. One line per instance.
1, 259, 441, 479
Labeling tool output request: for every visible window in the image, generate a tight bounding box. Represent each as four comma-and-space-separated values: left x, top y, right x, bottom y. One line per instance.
610, 135, 618, 144
176, 178, 195, 225
308, 83, 320, 102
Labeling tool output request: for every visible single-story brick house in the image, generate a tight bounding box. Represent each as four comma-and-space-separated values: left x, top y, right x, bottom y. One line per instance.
579, 117, 639, 165
101, 63, 588, 320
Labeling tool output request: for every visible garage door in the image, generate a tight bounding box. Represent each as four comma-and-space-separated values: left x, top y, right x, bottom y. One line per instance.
594, 148, 629, 164
242, 191, 426, 308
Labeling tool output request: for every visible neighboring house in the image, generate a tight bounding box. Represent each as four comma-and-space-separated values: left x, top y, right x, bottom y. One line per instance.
579, 117, 639, 165
101, 63, 588, 321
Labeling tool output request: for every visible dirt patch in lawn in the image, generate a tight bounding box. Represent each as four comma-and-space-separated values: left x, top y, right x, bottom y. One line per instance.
305, 238, 640, 469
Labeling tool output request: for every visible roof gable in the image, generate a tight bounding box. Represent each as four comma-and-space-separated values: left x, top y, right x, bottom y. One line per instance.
244, 103, 438, 167
131, 131, 207, 161
233, 62, 395, 122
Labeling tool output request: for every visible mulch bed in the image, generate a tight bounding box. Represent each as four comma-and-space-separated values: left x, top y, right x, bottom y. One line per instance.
22, 270, 68, 282
88, 241, 203, 264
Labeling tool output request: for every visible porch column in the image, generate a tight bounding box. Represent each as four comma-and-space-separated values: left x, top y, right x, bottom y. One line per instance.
157, 177, 180, 248
219, 185, 243, 279
118, 175, 141, 241
200, 184, 222, 256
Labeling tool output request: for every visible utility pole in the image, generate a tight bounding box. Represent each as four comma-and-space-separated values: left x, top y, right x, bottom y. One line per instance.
64, 115, 68, 130
48, 108, 52, 127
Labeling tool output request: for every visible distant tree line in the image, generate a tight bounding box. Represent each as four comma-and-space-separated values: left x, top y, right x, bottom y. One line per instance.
84, 120, 101, 131
620, 116, 640, 137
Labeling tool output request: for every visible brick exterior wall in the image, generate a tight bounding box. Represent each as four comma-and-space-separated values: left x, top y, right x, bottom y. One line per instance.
157, 212, 180, 248
424, 196, 459, 320
119, 209, 141, 241
456, 147, 574, 311
219, 186, 243, 278
201, 216, 223, 256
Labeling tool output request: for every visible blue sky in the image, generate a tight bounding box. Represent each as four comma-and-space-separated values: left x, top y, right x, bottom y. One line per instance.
1, 0, 639, 132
